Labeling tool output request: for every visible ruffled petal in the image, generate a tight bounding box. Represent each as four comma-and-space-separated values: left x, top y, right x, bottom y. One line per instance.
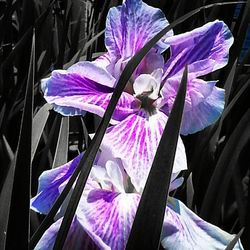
163, 20, 233, 79
102, 111, 187, 192
35, 217, 99, 250
105, 0, 173, 59
31, 154, 82, 214
76, 189, 140, 250
42, 69, 138, 123
159, 77, 225, 135
161, 198, 244, 250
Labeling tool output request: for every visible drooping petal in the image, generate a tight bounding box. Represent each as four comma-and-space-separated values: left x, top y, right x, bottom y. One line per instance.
163, 20, 233, 80
105, 0, 173, 59
159, 77, 225, 135
35, 217, 100, 250
31, 147, 123, 215
102, 111, 187, 192
42, 69, 138, 123
76, 189, 140, 250
31, 154, 83, 214
161, 198, 244, 250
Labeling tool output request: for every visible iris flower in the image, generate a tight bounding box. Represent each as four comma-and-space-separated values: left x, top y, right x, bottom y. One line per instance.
42, 0, 233, 192
34, 0, 244, 248
31, 146, 243, 249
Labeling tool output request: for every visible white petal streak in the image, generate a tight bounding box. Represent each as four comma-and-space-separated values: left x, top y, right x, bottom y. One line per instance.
103, 111, 186, 192
104, 112, 163, 191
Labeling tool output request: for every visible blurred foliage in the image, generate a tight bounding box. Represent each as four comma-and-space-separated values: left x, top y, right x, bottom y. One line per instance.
0, 0, 249, 249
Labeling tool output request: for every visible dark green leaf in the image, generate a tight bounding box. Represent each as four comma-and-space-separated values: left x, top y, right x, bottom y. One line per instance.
4, 29, 35, 249
1, 135, 14, 162
209, 59, 238, 152
224, 59, 238, 107
186, 173, 194, 209
225, 228, 244, 250
126, 66, 187, 250
1, 0, 56, 70
52, 116, 69, 168
37, 114, 61, 170
230, 0, 250, 65
200, 108, 250, 223
31, 103, 52, 162
232, 167, 246, 227
0, 157, 15, 250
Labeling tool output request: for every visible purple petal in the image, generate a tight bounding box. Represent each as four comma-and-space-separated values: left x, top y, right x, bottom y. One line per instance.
31, 154, 82, 214
93, 53, 113, 73
159, 77, 225, 135
76, 189, 140, 250
68, 60, 116, 88
35, 217, 99, 250
161, 198, 244, 250
136, 51, 165, 76
105, 0, 173, 59
102, 111, 187, 192
42, 69, 138, 123
163, 20, 233, 79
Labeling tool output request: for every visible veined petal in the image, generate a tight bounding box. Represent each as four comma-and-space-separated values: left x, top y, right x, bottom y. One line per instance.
105, 0, 173, 59
31, 154, 83, 214
136, 51, 165, 76
159, 77, 225, 135
35, 217, 99, 250
42, 69, 138, 123
68, 61, 116, 88
93, 53, 113, 73
102, 111, 187, 192
163, 20, 233, 79
77, 189, 140, 250
30, 148, 122, 215
161, 198, 244, 250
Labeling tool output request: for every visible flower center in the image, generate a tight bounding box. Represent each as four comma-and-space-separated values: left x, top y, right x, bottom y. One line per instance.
133, 69, 163, 113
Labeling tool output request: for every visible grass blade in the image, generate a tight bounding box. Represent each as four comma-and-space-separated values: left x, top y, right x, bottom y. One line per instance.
225, 228, 244, 250
31, 103, 52, 162
232, 167, 246, 227
1, 0, 56, 71
209, 59, 237, 152
200, 108, 250, 223
52, 116, 69, 168
229, 0, 250, 66
126, 66, 187, 250
1, 135, 14, 162
4, 29, 35, 249
63, 30, 104, 69
0, 158, 15, 250
224, 59, 238, 107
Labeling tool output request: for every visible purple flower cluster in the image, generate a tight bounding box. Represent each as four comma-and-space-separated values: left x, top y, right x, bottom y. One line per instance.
31, 0, 244, 249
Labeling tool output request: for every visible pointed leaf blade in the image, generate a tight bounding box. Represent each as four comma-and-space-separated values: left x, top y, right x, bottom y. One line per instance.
126, 66, 187, 250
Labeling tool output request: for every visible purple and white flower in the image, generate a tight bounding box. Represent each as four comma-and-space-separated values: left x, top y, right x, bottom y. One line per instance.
42, 0, 233, 192
31, 150, 243, 250
33, 0, 244, 248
